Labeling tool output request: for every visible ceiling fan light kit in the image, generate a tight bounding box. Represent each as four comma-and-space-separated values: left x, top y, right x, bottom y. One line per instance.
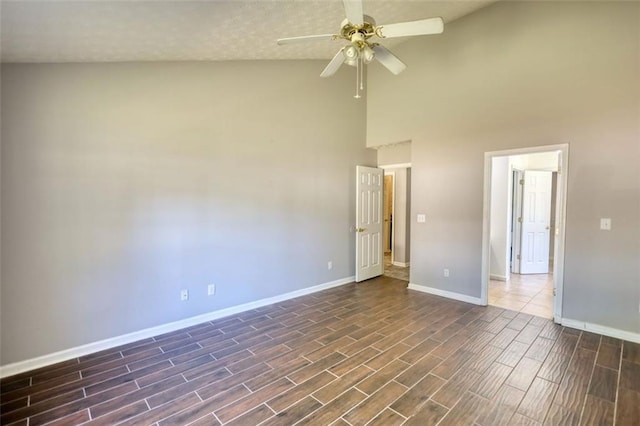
277, 0, 444, 98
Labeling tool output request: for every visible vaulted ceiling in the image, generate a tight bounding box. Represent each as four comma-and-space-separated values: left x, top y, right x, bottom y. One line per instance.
1, 0, 496, 63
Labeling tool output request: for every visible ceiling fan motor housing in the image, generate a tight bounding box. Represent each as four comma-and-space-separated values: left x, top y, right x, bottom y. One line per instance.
340, 15, 377, 44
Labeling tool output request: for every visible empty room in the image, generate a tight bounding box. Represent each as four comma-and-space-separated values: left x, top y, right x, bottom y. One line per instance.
1, 1, 639, 425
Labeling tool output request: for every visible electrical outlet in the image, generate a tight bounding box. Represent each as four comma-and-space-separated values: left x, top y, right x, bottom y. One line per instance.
180, 289, 189, 301
443, 269, 450, 278
327, 261, 333, 270
207, 284, 216, 296
600, 218, 612, 231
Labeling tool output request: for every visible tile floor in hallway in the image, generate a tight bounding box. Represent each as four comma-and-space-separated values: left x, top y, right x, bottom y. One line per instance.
489, 273, 554, 319
383, 253, 409, 282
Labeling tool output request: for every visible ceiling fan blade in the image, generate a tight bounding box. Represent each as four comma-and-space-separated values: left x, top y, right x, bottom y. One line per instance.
343, 0, 364, 25
372, 45, 407, 75
378, 17, 444, 38
277, 34, 335, 45
320, 48, 346, 78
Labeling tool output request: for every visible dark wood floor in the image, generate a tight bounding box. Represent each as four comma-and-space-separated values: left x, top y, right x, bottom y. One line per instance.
1, 276, 639, 425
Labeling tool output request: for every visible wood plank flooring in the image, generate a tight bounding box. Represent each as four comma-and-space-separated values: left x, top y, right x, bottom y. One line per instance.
1, 276, 639, 425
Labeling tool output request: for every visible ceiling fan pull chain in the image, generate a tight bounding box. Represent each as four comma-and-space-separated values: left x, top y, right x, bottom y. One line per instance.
360, 56, 364, 91
354, 55, 360, 98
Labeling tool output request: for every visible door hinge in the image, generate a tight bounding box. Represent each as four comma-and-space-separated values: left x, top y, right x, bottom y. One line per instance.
516, 254, 521, 260
519, 179, 525, 185
553, 288, 557, 296
518, 217, 522, 223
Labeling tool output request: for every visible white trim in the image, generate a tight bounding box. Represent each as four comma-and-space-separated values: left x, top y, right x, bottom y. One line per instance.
561, 318, 640, 344
379, 163, 411, 169
553, 147, 569, 323
392, 261, 410, 267
485, 145, 565, 158
511, 168, 524, 274
408, 283, 483, 306
0, 276, 355, 378
490, 274, 508, 282
481, 152, 492, 307
371, 140, 412, 150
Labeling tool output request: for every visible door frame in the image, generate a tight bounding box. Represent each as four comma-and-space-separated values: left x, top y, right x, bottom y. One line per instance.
511, 169, 524, 273
481, 144, 569, 323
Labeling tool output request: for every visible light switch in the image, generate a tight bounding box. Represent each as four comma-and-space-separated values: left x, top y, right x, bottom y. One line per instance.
600, 218, 611, 231
417, 214, 426, 223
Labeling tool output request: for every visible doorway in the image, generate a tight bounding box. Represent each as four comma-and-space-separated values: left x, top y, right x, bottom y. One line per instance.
383, 174, 394, 256
481, 145, 569, 322
381, 166, 411, 282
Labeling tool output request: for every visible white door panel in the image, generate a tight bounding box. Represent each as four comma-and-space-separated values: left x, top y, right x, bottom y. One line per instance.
356, 166, 383, 282
520, 171, 552, 274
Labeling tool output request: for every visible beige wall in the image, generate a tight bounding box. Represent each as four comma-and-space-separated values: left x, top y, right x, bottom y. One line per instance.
1, 61, 375, 365
368, 1, 640, 333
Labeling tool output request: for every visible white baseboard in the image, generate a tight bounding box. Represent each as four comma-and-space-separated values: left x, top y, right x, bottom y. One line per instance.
490, 274, 508, 281
407, 283, 483, 306
0, 276, 355, 379
561, 318, 640, 344
392, 261, 410, 268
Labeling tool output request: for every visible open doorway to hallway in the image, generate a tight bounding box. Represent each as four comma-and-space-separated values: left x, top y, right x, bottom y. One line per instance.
482, 145, 569, 321
490, 162, 558, 318
380, 166, 411, 282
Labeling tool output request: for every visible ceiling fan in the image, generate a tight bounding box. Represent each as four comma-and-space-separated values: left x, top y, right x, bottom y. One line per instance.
277, 0, 444, 98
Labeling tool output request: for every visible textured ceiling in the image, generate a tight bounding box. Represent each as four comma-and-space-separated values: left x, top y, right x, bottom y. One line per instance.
0, 0, 496, 63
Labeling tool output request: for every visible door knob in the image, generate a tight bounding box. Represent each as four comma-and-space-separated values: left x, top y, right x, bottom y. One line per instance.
356, 227, 366, 232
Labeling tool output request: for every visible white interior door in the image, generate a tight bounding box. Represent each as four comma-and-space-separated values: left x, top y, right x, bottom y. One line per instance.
355, 166, 383, 282
520, 170, 552, 274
